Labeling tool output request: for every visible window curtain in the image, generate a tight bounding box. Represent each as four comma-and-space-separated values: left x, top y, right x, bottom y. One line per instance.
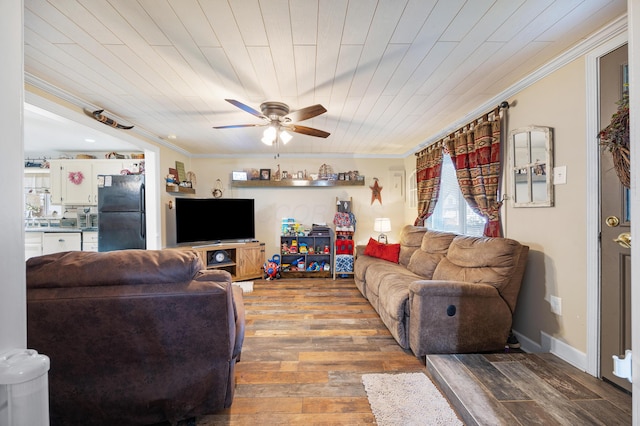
414, 141, 444, 226
444, 117, 503, 237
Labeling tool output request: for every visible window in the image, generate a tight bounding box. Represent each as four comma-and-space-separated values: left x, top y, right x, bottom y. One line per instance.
426, 154, 485, 236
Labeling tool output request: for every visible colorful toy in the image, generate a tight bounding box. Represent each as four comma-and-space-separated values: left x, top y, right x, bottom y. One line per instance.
306, 261, 320, 271
290, 240, 298, 253
299, 243, 308, 253
263, 254, 281, 280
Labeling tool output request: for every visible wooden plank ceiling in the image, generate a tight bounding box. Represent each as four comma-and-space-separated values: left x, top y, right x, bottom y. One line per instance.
24, 0, 626, 156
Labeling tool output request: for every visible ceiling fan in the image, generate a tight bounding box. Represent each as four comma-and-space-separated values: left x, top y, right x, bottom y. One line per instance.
213, 99, 330, 144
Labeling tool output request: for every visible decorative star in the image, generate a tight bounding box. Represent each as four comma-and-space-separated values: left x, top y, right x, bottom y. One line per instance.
370, 178, 383, 205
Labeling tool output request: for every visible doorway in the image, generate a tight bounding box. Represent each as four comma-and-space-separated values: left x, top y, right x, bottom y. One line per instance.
599, 44, 631, 393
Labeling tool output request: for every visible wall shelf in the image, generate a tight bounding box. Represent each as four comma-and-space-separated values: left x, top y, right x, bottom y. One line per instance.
166, 185, 195, 194
231, 179, 365, 188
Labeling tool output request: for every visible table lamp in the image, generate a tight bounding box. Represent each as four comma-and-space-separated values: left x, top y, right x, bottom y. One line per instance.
374, 218, 391, 244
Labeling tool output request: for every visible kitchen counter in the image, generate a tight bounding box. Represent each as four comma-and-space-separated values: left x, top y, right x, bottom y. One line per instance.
25, 227, 86, 233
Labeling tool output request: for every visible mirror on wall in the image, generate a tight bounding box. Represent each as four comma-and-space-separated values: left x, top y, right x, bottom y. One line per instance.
509, 126, 553, 207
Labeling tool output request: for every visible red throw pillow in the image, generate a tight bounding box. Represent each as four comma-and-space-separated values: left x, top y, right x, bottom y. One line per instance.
364, 238, 401, 263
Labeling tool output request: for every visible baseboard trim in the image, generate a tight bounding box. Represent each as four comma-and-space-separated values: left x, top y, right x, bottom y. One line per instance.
512, 330, 588, 373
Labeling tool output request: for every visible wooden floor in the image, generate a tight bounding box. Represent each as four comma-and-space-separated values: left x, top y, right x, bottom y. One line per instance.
198, 278, 425, 425
428, 353, 632, 425
197, 278, 631, 425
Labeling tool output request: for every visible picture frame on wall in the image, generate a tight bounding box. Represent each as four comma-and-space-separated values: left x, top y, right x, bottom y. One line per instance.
232, 171, 247, 181
260, 169, 271, 180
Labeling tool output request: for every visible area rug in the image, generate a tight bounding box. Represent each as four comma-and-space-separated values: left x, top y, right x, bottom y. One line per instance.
362, 372, 463, 426
232, 281, 253, 293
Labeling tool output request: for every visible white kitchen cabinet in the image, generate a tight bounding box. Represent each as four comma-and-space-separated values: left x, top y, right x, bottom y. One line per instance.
42, 232, 82, 255
82, 231, 98, 252
50, 159, 124, 205
25, 232, 43, 260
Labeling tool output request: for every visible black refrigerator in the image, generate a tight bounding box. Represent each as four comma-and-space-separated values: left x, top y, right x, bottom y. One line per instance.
98, 174, 146, 252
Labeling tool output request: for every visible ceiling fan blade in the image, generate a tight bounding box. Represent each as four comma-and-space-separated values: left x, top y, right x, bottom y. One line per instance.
225, 99, 267, 120
213, 123, 266, 129
286, 124, 330, 138
284, 104, 327, 122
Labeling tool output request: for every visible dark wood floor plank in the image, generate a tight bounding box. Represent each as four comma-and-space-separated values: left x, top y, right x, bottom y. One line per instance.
516, 353, 603, 400
502, 400, 563, 425
493, 361, 605, 425
427, 354, 518, 426
574, 399, 632, 425
456, 354, 530, 401
535, 352, 633, 415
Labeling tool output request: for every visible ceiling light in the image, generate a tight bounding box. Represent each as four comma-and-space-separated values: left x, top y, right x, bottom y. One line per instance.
84, 138, 95, 143
279, 130, 292, 144
261, 135, 273, 145
167, 134, 177, 140
262, 126, 276, 145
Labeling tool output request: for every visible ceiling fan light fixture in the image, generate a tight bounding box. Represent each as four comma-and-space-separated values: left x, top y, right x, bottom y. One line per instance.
262, 126, 276, 145
279, 130, 292, 144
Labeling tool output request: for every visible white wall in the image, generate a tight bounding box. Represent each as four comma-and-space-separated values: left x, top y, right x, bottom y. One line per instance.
187, 157, 407, 255
0, 0, 26, 350
506, 58, 589, 352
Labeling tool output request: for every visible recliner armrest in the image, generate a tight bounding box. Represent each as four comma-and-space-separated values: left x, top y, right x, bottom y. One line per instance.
408, 280, 512, 355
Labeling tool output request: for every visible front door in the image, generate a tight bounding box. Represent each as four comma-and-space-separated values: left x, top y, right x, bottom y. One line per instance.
599, 44, 631, 392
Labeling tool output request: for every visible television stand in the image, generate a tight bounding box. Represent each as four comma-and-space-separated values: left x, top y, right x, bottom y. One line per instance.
172, 241, 265, 281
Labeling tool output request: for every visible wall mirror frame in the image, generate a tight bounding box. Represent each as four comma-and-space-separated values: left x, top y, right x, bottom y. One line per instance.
509, 126, 554, 207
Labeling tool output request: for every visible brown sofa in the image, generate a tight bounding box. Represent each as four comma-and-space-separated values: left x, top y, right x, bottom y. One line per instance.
26, 249, 245, 426
354, 225, 528, 356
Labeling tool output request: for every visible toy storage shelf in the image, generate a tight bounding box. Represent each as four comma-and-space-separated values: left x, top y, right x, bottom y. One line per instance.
280, 233, 333, 278
231, 179, 364, 188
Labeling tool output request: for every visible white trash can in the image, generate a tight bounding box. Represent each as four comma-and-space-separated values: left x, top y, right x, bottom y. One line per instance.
0, 349, 50, 426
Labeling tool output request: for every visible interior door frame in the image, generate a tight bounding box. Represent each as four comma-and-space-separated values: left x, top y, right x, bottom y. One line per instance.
585, 31, 628, 378
24, 90, 163, 250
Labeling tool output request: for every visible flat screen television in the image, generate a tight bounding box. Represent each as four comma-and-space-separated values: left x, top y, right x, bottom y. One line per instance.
175, 198, 255, 244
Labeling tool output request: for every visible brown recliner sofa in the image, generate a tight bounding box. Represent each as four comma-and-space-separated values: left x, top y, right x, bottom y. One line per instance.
26, 249, 245, 426
354, 225, 528, 356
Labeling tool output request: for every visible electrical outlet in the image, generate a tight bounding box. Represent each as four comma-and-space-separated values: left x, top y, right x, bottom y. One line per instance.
550, 295, 562, 315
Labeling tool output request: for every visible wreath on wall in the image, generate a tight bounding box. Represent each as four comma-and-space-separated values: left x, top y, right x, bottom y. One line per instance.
598, 91, 630, 188
68, 171, 85, 185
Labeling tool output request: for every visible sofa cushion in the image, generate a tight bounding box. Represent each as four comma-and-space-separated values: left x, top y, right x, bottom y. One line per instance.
398, 225, 427, 266
27, 249, 204, 289
364, 238, 401, 263
432, 235, 523, 293
365, 262, 420, 298
406, 230, 457, 279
